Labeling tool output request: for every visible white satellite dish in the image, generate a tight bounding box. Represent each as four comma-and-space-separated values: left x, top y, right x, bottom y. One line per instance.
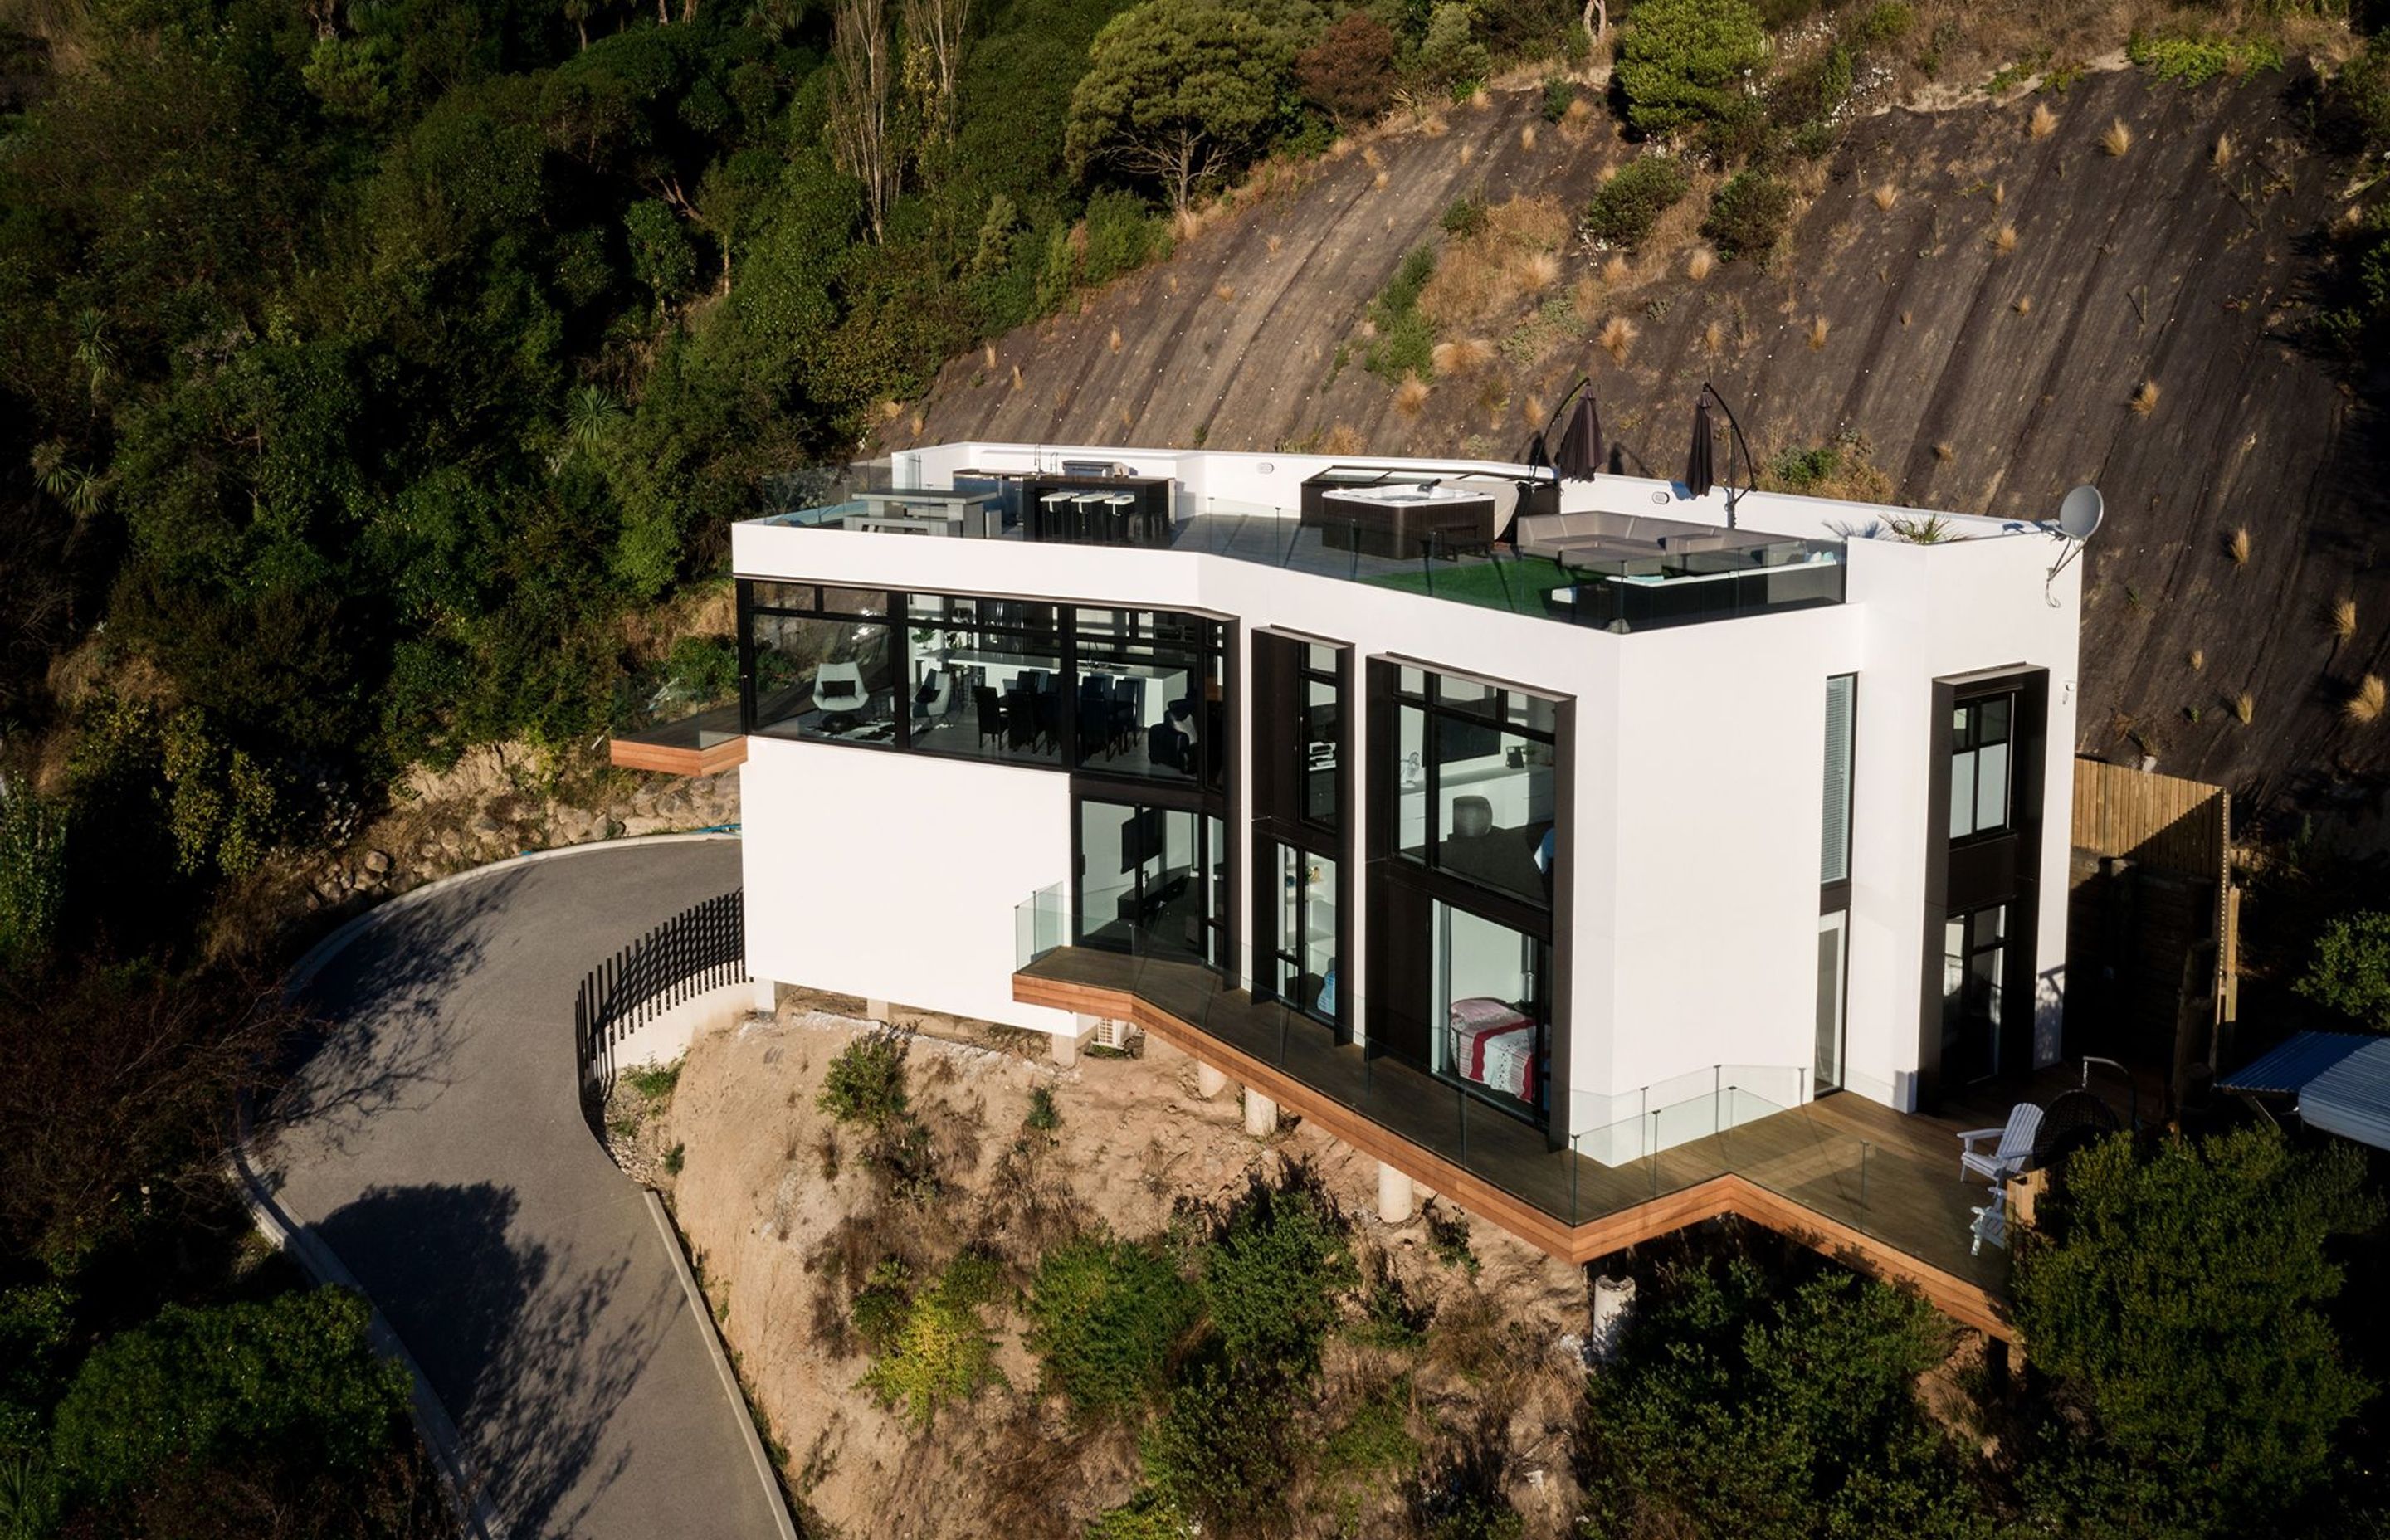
2057, 485, 2105, 543
2046, 485, 2102, 602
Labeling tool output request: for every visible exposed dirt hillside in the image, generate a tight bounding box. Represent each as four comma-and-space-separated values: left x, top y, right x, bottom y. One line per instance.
663, 1001, 1591, 1539
897, 69, 2390, 821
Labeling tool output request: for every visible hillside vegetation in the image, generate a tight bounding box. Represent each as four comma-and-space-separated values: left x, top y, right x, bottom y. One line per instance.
901, 59, 2390, 805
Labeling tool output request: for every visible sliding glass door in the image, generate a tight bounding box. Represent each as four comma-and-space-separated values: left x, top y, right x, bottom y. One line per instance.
1073, 797, 1227, 968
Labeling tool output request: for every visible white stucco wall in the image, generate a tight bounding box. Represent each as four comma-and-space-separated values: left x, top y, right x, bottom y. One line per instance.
734, 445, 2084, 1140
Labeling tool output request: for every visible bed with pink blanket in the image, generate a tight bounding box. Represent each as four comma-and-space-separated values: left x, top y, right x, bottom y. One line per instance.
1447, 997, 1540, 1104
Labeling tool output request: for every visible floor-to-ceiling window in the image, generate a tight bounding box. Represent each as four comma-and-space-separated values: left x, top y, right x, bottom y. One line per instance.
1943, 904, 2007, 1084
1074, 797, 1228, 967
1254, 632, 1351, 1031
1071, 608, 1228, 786
743, 584, 900, 744
1368, 660, 1567, 1129
904, 593, 1065, 766
1816, 673, 1855, 1094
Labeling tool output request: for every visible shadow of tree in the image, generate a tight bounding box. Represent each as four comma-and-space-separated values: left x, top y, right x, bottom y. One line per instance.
255, 870, 529, 1169
313, 1181, 683, 1537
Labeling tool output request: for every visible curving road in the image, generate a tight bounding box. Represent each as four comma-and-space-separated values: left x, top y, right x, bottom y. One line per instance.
250, 837, 787, 1540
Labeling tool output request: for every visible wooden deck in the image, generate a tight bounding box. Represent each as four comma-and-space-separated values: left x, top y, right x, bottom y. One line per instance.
608, 705, 748, 777
1017, 947, 2017, 1338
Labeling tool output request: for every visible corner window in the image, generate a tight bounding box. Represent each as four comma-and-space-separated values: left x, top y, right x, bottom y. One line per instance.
1948, 694, 2012, 841
744, 586, 898, 744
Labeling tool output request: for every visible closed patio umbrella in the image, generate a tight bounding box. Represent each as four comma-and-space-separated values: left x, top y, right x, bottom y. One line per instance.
1554, 392, 1604, 480
1685, 397, 1715, 499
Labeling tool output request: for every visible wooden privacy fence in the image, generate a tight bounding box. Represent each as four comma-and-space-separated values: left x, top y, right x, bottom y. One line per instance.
2071, 758, 2228, 878
573, 890, 746, 1139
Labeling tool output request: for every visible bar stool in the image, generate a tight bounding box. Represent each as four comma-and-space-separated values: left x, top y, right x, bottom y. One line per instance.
1104, 492, 1137, 544
1038, 491, 1073, 542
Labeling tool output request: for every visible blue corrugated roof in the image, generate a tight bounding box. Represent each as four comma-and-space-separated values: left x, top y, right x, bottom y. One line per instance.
2302, 1040, 2390, 1153
2219, 1031, 2390, 1153
2217, 1031, 2373, 1095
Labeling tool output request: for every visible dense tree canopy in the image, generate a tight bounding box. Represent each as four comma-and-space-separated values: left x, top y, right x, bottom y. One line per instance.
1065, 0, 1298, 213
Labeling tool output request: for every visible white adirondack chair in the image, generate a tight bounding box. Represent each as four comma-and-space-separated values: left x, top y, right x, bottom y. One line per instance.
1957, 1103, 2041, 1183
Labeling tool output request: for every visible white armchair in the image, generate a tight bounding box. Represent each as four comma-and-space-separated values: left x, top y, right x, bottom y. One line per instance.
1957, 1103, 2042, 1184
912, 670, 954, 720
812, 661, 866, 716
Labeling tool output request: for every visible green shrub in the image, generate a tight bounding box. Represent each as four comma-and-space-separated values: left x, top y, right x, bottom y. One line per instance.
662, 1142, 685, 1176
1080, 188, 1172, 289
1364, 246, 1439, 382
1140, 1359, 1294, 1530
1417, 2, 1491, 90
0, 787, 66, 967
1542, 77, 1578, 122
1085, 1486, 1193, 1538
1701, 170, 1793, 260
1441, 195, 1489, 238
2336, 33, 2390, 154
1769, 42, 1853, 148
0, 1283, 71, 1456
1423, 1201, 1480, 1275
623, 1058, 683, 1099
851, 1259, 916, 1356
50, 1288, 409, 1501
662, 636, 738, 706
818, 1029, 910, 1129
2125, 32, 2283, 88
1197, 1172, 1358, 1377
2014, 1128, 2383, 1528
1583, 157, 1691, 247
2294, 909, 2390, 1030
1850, 0, 1912, 46
856, 1253, 1008, 1426
1614, 0, 1768, 137
1770, 444, 1841, 491
1320, 1377, 1421, 1479
1026, 1233, 1201, 1421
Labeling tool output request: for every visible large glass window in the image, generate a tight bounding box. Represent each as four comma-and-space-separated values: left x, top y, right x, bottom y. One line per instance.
1300, 644, 1341, 830
1949, 694, 2013, 841
1815, 909, 1848, 1094
1075, 797, 1227, 967
746, 586, 898, 744
1389, 669, 1558, 907
1942, 904, 2006, 1083
1073, 608, 1227, 786
1822, 675, 1855, 883
1263, 843, 1338, 1023
1432, 901, 1549, 1115
905, 593, 1063, 767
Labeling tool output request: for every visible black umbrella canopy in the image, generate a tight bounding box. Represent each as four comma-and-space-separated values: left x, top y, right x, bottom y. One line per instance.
1554, 393, 1604, 480
1685, 397, 1715, 498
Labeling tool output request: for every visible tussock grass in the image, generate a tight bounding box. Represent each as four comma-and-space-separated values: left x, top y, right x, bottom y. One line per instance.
879, 397, 905, 422
1523, 392, 1547, 427
1702, 319, 1724, 353
983, 343, 997, 370
1992, 223, 2018, 254
2029, 102, 2058, 139
2014, 295, 2033, 314
2101, 118, 2134, 157
1687, 246, 1714, 281
1934, 441, 1954, 461
1422, 114, 1449, 138
2346, 675, 2387, 724
1373, 170, 1389, 188
1010, 363, 1024, 390
1394, 373, 1431, 416
1108, 326, 1121, 353
2188, 647, 2204, 670
1871, 182, 1900, 212
2233, 691, 2254, 724
2129, 379, 2159, 415
1469, 86, 1490, 110
1119, 406, 1133, 429
1602, 253, 1632, 285
1900, 309, 1913, 327
1266, 234, 1283, 256
2212, 133, 2234, 169
1419, 197, 1571, 328
1807, 315, 1831, 350
2329, 597, 2358, 641
1460, 143, 1475, 166
2228, 527, 2251, 565
1599, 314, 1636, 362
1520, 124, 1538, 150
1571, 274, 1601, 325
1516, 251, 1561, 295
910, 412, 924, 435
1323, 423, 1365, 454
1213, 282, 1236, 302
1992, 179, 2006, 207
1431, 336, 1495, 373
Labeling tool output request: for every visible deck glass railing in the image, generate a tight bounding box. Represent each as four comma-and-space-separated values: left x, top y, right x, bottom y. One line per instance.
755, 490, 1844, 633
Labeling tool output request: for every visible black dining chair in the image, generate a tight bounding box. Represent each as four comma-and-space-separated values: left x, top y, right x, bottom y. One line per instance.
1004, 690, 1037, 752
1032, 689, 1062, 753
973, 686, 1005, 751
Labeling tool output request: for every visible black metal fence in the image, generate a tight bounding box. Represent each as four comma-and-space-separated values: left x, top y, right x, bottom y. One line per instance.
573, 890, 747, 1138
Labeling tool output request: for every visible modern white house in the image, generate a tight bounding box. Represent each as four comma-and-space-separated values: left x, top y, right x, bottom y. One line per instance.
625, 434, 2084, 1304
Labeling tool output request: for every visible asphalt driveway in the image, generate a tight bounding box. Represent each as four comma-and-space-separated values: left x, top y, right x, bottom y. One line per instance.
254, 837, 784, 1540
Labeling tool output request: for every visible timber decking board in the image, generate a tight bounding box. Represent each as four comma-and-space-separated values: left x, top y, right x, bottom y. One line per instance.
607, 735, 749, 776
1017, 947, 2013, 1338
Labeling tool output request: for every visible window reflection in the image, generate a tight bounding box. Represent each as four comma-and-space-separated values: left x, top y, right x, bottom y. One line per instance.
905, 594, 1063, 767
1072, 608, 1225, 785
1389, 672, 1558, 907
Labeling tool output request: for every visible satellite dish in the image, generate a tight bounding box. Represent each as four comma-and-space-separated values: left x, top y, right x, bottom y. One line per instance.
2057, 485, 2105, 543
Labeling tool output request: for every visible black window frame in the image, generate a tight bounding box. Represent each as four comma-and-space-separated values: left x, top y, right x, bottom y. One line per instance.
1947, 693, 2016, 844
1382, 663, 1562, 913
